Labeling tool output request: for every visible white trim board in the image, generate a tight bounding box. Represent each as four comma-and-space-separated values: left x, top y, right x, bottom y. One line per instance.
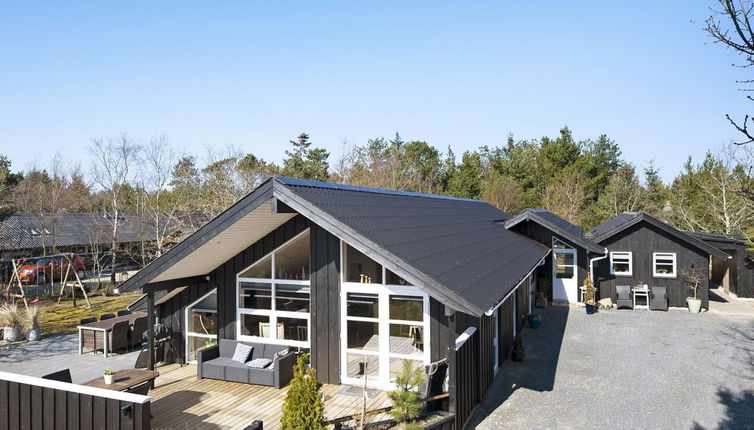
0, 371, 152, 404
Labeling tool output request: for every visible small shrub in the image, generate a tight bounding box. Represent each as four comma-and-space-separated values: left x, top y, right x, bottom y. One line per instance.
100, 286, 116, 297
388, 360, 426, 430
103, 369, 116, 375
280, 356, 325, 430
25, 305, 43, 329
0, 302, 23, 328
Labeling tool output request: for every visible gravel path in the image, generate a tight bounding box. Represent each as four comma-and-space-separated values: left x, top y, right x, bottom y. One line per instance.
468, 298, 754, 430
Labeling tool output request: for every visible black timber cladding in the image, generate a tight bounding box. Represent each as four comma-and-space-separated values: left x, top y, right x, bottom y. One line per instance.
274, 177, 550, 316
687, 231, 754, 298
309, 223, 341, 384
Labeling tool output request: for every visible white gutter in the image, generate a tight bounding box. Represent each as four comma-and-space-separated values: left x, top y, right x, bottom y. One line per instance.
484, 253, 549, 316
589, 248, 609, 282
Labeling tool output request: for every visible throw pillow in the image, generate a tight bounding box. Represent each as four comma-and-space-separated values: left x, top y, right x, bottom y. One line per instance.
246, 358, 273, 369
231, 343, 253, 363
274, 349, 289, 359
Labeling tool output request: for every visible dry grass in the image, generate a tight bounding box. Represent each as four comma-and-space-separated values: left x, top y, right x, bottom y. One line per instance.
38, 294, 141, 336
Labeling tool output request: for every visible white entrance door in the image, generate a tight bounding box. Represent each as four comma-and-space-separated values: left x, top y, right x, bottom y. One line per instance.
553, 248, 578, 303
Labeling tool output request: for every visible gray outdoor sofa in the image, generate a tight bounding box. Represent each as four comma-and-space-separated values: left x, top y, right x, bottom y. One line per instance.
197, 339, 297, 389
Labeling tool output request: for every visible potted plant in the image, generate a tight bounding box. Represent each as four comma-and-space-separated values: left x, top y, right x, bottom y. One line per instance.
681, 266, 704, 314
512, 334, 524, 362
387, 360, 426, 430
0, 302, 23, 342
583, 277, 597, 315
25, 305, 43, 341
526, 313, 541, 329
103, 369, 116, 385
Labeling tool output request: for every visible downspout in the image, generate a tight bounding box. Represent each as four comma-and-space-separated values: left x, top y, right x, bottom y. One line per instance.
589, 248, 609, 282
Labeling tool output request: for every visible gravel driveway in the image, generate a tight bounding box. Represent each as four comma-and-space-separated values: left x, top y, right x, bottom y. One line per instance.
468, 297, 754, 430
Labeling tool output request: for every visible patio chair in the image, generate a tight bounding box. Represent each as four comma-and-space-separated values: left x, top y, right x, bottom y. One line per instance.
650, 286, 668, 311
99, 313, 115, 321
130, 316, 148, 350
109, 321, 130, 354
79, 317, 96, 325
134, 348, 149, 369
126, 381, 155, 418
42, 369, 72, 383
117, 310, 131, 317
616, 285, 633, 309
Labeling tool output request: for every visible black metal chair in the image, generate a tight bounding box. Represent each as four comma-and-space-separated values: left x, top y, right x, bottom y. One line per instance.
79, 317, 96, 325
99, 313, 115, 321
616, 285, 633, 309
42, 369, 72, 383
650, 286, 668, 311
117, 310, 131, 317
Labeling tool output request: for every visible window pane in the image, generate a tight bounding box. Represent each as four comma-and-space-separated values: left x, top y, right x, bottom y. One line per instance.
188, 310, 217, 335
556, 265, 574, 279
347, 293, 379, 318
389, 358, 425, 384
276, 284, 310, 312
240, 314, 270, 337
389, 295, 423, 321
389, 324, 424, 356
555, 253, 574, 266
240, 255, 272, 279
278, 317, 308, 342
347, 353, 379, 380
347, 320, 379, 351
239, 282, 272, 309
275, 232, 310, 280
188, 336, 217, 362
613, 263, 630, 273
344, 244, 382, 283
386, 269, 412, 286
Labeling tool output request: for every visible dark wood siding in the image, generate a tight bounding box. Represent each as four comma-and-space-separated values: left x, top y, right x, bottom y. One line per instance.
702, 239, 754, 299
0, 376, 150, 430
508, 221, 591, 301
156, 215, 308, 363
429, 298, 450, 363
595, 222, 711, 308
309, 222, 341, 384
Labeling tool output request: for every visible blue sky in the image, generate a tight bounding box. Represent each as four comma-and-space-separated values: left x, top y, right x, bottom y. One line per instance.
0, 1, 749, 182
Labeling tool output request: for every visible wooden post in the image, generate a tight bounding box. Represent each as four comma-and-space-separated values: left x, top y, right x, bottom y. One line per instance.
147, 291, 155, 371
446, 308, 457, 418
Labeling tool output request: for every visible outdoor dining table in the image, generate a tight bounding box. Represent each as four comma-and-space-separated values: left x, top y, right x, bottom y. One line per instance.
77, 312, 146, 358
82, 369, 159, 392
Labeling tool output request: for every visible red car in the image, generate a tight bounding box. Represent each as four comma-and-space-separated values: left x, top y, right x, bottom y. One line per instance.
18, 255, 86, 285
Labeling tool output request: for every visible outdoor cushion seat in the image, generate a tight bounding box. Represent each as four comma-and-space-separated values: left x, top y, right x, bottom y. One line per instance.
650, 286, 668, 311
616, 285, 633, 309
197, 339, 296, 388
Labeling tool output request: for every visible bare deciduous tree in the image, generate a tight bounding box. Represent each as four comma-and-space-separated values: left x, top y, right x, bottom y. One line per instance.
481, 178, 526, 214
540, 174, 590, 226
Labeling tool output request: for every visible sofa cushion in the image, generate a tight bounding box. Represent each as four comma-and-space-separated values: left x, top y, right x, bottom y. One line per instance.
251, 343, 267, 360
248, 368, 274, 386
232, 343, 253, 363
246, 358, 272, 369
219, 339, 237, 358
225, 361, 250, 384
263, 344, 287, 360
202, 358, 231, 380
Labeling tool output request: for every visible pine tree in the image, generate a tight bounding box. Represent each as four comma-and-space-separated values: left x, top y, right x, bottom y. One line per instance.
280, 356, 325, 430
387, 360, 426, 430
282, 133, 330, 181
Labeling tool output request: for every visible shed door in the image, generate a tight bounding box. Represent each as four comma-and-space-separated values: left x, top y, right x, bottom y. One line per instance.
553, 248, 578, 303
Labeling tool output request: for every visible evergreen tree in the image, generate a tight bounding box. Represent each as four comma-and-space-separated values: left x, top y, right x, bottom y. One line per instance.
280, 356, 325, 430
445, 151, 483, 198
387, 360, 426, 430
282, 133, 330, 181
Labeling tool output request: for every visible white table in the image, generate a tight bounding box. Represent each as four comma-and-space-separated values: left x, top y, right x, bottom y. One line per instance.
632, 285, 650, 310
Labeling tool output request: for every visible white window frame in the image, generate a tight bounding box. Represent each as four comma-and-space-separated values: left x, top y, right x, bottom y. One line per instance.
236, 229, 311, 348
340, 241, 431, 390
185, 288, 218, 364
652, 252, 677, 278
610, 251, 633, 277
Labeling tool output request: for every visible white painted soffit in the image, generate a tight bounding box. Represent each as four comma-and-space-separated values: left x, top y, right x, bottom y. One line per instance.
150, 199, 295, 283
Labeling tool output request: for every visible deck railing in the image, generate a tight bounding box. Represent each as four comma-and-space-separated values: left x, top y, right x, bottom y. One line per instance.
0, 370, 151, 429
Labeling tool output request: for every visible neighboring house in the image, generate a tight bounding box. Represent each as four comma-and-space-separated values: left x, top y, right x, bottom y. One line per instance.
586, 212, 730, 309
121, 177, 550, 425
504, 208, 606, 305
687, 231, 754, 299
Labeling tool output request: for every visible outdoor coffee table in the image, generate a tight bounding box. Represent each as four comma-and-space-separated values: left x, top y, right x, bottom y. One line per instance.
82, 369, 159, 392
632, 285, 650, 310
77, 312, 146, 357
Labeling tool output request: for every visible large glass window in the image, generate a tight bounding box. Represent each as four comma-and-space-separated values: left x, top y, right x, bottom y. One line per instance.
653, 252, 677, 278
237, 230, 310, 347
610, 252, 632, 276
341, 241, 429, 389
185, 289, 217, 364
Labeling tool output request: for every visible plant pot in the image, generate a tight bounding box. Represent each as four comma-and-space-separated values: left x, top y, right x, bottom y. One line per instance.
512, 349, 524, 362
534, 296, 547, 309
585, 304, 596, 315
687, 298, 702, 314
528, 316, 541, 329
3, 326, 21, 342
26, 328, 41, 342
104, 373, 115, 385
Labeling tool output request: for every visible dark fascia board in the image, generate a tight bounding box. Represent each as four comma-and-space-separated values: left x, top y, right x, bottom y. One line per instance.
504, 210, 604, 254
591, 213, 731, 260
117, 180, 275, 293
273, 179, 494, 316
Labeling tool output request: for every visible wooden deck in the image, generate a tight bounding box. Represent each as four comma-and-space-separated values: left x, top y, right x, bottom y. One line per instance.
149, 364, 392, 429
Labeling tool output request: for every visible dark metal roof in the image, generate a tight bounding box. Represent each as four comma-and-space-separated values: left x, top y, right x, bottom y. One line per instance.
120, 177, 550, 316
0, 212, 153, 252
274, 178, 550, 315
504, 208, 604, 254
587, 212, 731, 260
685, 230, 747, 245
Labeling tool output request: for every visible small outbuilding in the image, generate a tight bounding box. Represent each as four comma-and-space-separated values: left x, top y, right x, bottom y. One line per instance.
687, 231, 754, 299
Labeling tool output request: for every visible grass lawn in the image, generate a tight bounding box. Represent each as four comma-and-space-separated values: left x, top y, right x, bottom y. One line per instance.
39, 293, 142, 336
